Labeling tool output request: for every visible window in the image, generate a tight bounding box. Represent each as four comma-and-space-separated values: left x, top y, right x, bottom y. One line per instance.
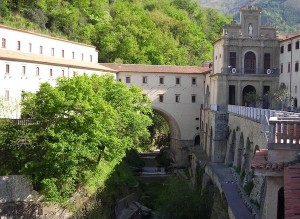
2, 38, 6, 48
192, 77, 196, 85
296, 41, 300, 50
264, 53, 271, 71
191, 95, 196, 103
288, 43, 291, 52
72, 52, 75, 59
159, 77, 164, 84
5, 64, 9, 74
295, 86, 298, 94
176, 77, 180, 85
142, 76, 147, 84
281, 46, 284, 53
17, 41, 21, 50
36, 67, 40, 76
229, 52, 236, 68
29, 43, 32, 52
126, 76, 131, 83
159, 94, 164, 103
49, 68, 53, 77
22, 66, 26, 76
73, 71, 77, 77
280, 63, 283, 73
118, 79, 122, 82
62, 50, 65, 58
5, 90, 9, 101
40, 46, 43, 54
51, 48, 54, 56
215, 56, 217, 60
296, 62, 299, 72
175, 94, 180, 103
90, 55, 92, 62
81, 53, 84, 61
62, 69, 65, 77
288, 62, 291, 72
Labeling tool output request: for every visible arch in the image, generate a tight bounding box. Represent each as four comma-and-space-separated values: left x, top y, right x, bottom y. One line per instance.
244, 51, 256, 74
294, 98, 298, 112
209, 126, 213, 159
235, 132, 244, 170
226, 129, 236, 165
243, 85, 256, 107
152, 106, 181, 158
205, 123, 208, 154
242, 137, 252, 174
205, 85, 210, 107
277, 187, 284, 219
194, 135, 200, 146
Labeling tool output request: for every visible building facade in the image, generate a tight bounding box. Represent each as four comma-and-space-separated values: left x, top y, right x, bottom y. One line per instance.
0, 25, 114, 118
279, 34, 300, 111
209, 5, 279, 108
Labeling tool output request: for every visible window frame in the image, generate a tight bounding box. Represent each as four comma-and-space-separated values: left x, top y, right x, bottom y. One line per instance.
5, 64, 10, 74
142, 76, 147, 84
2, 38, 6, 48
159, 76, 164, 85
191, 95, 196, 103
175, 94, 180, 103
176, 77, 180, 85
159, 94, 164, 103
126, 76, 131, 83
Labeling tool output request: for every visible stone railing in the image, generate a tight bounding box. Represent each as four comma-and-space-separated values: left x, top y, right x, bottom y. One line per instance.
227, 105, 300, 122
268, 116, 300, 144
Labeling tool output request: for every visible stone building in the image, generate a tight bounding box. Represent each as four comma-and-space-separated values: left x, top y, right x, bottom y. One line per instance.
208, 5, 279, 108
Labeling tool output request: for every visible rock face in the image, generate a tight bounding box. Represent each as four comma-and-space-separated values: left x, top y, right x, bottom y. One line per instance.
0, 175, 39, 203
0, 175, 72, 219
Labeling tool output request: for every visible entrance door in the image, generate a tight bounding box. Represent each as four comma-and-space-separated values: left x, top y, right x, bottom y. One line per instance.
244, 52, 256, 74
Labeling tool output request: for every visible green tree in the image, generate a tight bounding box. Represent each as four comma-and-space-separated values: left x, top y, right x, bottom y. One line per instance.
12, 74, 153, 202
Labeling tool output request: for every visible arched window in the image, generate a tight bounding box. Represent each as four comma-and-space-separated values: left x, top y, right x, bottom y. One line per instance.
244, 51, 256, 73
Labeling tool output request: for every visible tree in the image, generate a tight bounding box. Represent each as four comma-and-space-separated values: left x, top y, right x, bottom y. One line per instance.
15, 74, 153, 202
273, 85, 290, 110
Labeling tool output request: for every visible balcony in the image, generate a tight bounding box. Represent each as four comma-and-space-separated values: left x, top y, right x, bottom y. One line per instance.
221, 67, 279, 75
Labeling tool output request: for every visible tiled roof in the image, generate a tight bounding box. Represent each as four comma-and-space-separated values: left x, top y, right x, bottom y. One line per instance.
100, 63, 210, 74
284, 164, 300, 219
278, 33, 300, 41
251, 149, 297, 171
0, 49, 115, 72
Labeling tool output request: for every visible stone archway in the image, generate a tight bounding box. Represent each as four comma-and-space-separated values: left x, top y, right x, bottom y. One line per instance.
205, 85, 210, 107
244, 51, 256, 73
243, 85, 256, 107
235, 132, 244, 170
194, 135, 200, 146
242, 137, 252, 174
152, 107, 181, 163
226, 130, 236, 165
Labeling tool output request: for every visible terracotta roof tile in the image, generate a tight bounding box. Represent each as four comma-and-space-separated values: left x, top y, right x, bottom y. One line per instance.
100, 63, 210, 74
251, 149, 298, 171
284, 164, 300, 219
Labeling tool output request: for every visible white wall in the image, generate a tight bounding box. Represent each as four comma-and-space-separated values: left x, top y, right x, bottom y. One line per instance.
0, 25, 98, 63
117, 72, 205, 141
279, 36, 300, 109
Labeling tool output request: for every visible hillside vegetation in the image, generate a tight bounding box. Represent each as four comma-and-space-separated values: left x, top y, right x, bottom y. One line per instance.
0, 0, 230, 65
199, 0, 300, 33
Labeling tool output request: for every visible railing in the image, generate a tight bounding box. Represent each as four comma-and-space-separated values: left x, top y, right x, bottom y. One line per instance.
227, 105, 300, 122
221, 67, 279, 75
268, 117, 300, 144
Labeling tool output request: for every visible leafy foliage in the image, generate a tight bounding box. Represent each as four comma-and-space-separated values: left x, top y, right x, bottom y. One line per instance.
0, 0, 230, 65
0, 74, 153, 202
199, 0, 300, 33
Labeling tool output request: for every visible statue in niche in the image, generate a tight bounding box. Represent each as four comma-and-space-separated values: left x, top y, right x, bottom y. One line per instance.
248, 23, 253, 35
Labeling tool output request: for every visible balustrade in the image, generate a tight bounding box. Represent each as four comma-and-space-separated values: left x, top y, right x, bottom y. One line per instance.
269, 117, 300, 144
